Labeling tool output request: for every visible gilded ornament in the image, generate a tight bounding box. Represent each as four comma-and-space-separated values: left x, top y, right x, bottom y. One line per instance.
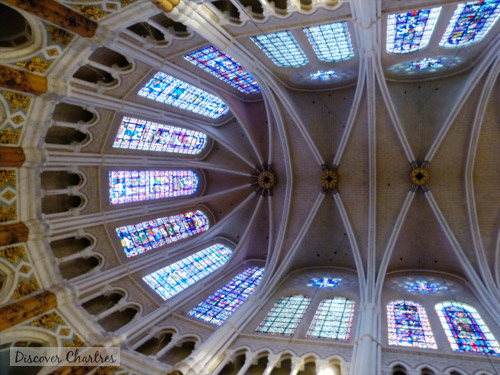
11, 115, 24, 124
1, 92, 32, 113
15, 57, 51, 74
64, 336, 85, 347
410, 167, 429, 186
321, 168, 338, 191
0, 170, 16, 187
19, 265, 31, 274
46, 25, 73, 48
0, 205, 17, 222
0, 246, 27, 263
30, 312, 65, 330
121, 0, 137, 6
2, 190, 15, 201
258, 171, 275, 189
73, 5, 109, 20
0, 128, 21, 144
95, 367, 121, 375
107, 3, 118, 10
59, 328, 70, 336
47, 48, 59, 57
12, 276, 40, 299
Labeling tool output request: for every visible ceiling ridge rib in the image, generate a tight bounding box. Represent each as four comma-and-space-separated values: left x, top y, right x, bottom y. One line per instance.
425, 191, 500, 325
259, 192, 325, 302
464, 54, 500, 302
255, 85, 293, 292
372, 53, 415, 163
366, 56, 377, 302
373, 191, 416, 303
425, 37, 500, 162
333, 193, 367, 302
333, 56, 367, 167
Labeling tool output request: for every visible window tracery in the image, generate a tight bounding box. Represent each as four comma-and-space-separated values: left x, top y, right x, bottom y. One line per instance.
256, 295, 310, 335
250, 31, 308, 67
306, 297, 355, 340
303, 22, 354, 62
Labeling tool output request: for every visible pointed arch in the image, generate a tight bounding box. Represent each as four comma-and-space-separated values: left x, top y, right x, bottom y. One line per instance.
387, 300, 437, 349
435, 301, 500, 354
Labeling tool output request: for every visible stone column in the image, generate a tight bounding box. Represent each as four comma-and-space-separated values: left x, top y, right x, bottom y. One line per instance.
349, 302, 381, 375
155, 333, 181, 359
210, 351, 234, 375
0, 290, 57, 330
235, 352, 257, 375
0, 222, 29, 246
290, 357, 304, 375
0, 66, 47, 95
262, 353, 281, 375
3, 0, 97, 37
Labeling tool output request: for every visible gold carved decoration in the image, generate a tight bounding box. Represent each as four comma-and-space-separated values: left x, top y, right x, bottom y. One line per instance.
0, 206, 17, 222
30, 312, 64, 330
2, 190, 15, 201
16, 57, 51, 74
19, 265, 31, 274
0, 128, 21, 144
73, 5, 109, 20
121, 0, 137, 6
59, 328, 70, 336
0, 245, 27, 263
46, 25, 74, 48
258, 171, 275, 189
95, 367, 121, 375
64, 336, 85, 347
0, 170, 16, 187
47, 48, 59, 57
11, 115, 24, 124
410, 167, 429, 186
12, 276, 40, 299
321, 168, 338, 191
1, 92, 31, 113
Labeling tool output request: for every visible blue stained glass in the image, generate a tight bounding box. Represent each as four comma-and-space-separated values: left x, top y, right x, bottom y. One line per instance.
143, 244, 232, 300
256, 295, 311, 336
306, 297, 355, 340
303, 22, 354, 62
309, 70, 338, 81
116, 210, 209, 257
250, 31, 308, 67
183, 46, 260, 94
436, 302, 500, 354
404, 280, 447, 293
409, 57, 443, 70
138, 72, 229, 119
387, 300, 437, 349
188, 267, 264, 325
440, 0, 500, 48
109, 170, 199, 205
307, 277, 342, 288
386, 8, 441, 53
113, 116, 207, 154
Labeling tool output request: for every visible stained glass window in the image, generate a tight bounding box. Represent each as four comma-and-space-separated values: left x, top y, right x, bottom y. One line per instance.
183, 46, 260, 94
109, 170, 199, 205
307, 277, 342, 288
306, 297, 355, 340
143, 244, 232, 300
387, 301, 437, 349
436, 302, 500, 354
188, 267, 264, 325
113, 116, 207, 154
303, 22, 354, 62
404, 280, 447, 294
386, 8, 441, 53
138, 72, 229, 119
409, 58, 443, 70
440, 0, 500, 48
250, 31, 308, 67
116, 210, 209, 257
309, 70, 338, 81
256, 295, 310, 335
